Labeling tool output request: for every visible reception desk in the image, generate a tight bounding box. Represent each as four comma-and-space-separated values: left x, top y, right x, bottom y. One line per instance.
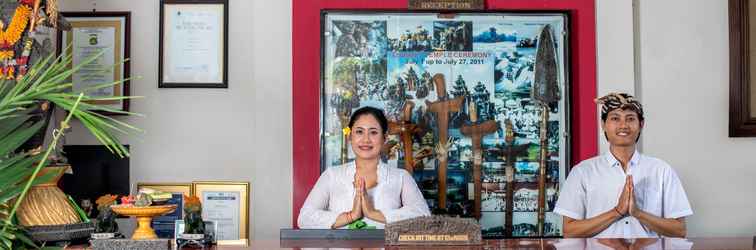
188, 237, 753, 249
65, 231, 754, 249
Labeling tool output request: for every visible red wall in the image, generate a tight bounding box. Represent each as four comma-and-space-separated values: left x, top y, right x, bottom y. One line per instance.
292, 0, 597, 227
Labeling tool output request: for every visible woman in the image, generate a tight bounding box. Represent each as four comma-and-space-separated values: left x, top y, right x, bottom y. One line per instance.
298, 106, 430, 229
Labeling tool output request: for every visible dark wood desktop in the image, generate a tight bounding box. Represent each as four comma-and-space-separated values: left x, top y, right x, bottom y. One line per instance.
65, 230, 754, 249
191, 237, 753, 250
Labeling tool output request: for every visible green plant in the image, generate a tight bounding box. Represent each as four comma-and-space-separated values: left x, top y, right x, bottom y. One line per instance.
0, 49, 142, 249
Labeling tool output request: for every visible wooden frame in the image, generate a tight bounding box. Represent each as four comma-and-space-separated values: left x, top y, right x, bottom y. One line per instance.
159, 0, 229, 88
57, 11, 131, 115
730, 0, 756, 136
191, 181, 249, 246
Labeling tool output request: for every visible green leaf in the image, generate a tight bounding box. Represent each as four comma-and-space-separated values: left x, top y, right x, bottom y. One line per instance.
0, 153, 31, 173
0, 230, 14, 240
0, 155, 39, 191
13, 230, 36, 249
0, 115, 31, 140
0, 187, 24, 206
0, 161, 55, 206
0, 168, 33, 195
0, 108, 26, 120
0, 236, 11, 250
0, 121, 44, 157
0, 80, 12, 100
30, 169, 59, 186
26, 48, 60, 90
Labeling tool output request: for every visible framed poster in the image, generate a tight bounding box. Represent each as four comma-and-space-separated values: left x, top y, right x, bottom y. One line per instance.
192, 181, 248, 245
729, 0, 756, 136
57, 12, 130, 115
137, 182, 192, 238
159, 0, 228, 88
320, 11, 569, 238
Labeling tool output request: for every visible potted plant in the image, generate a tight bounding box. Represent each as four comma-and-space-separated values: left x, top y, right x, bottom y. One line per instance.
0, 1, 141, 248
0, 48, 141, 249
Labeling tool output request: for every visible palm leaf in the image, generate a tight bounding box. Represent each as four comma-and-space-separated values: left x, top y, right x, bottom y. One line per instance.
0, 235, 11, 250
13, 230, 37, 249
0, 153, 30, 173
0, 169, 57, 205
0, 121, 44, 157
0, 156, 40, 192
0, 114, 32, 142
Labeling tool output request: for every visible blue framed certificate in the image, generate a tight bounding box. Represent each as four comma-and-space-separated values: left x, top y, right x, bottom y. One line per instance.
137, 182, 192, 238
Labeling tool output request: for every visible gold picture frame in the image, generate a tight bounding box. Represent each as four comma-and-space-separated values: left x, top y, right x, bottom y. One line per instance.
136, 182, 192, 196
192, 181, 249, 246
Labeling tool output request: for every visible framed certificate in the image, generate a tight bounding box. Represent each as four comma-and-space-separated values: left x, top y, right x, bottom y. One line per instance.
192, 181, 248, 245
159, 0, 228, 88
57, 12, 131, 115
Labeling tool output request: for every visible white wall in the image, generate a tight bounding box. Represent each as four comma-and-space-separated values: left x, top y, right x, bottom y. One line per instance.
599, 0, 756, 237
58, 0, 756, 239
59, 0, 293, 240
638, 0, 756, 237
596, 0, 636, 153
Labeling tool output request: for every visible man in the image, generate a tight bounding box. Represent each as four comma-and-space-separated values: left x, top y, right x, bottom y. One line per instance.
554, 93, 692, 238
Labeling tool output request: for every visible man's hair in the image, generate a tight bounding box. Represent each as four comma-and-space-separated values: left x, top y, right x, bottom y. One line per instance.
349, 106, 389, 135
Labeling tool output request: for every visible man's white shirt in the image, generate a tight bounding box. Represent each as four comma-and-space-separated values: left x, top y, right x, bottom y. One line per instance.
554, 151, 693, 238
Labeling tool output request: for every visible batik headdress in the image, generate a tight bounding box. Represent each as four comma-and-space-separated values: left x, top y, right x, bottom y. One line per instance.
595, 92, 644, 120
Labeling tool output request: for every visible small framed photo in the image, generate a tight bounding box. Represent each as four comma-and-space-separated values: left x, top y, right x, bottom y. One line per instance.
174, 220, 217, 242
57, 11, 131, 115
192, 181, 249, 246
159, 0, 228, 88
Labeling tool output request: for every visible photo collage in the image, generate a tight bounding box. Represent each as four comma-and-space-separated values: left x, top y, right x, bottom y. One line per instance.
322, 13, 568, 238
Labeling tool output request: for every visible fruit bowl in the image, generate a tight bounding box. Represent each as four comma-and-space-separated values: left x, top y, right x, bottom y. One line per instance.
110, 204, 177, 240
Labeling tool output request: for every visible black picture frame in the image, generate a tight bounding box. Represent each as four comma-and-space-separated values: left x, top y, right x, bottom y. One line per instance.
159, 0, 229, 88
57, 11, 131, 115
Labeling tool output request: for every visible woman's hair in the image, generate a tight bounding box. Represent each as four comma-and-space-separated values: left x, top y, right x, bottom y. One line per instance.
348, 106, 389, 135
